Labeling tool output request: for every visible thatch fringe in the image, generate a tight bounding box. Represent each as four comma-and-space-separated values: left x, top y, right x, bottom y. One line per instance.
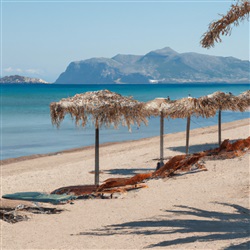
50, 90, 148, 130
201, 0, 250, 48
51, 90, 249, 128
144, 97, 173, 116
166, 97, 217, 119
238, 90, 250, 106
199, 91, 249, 112
144, 91, 249, 120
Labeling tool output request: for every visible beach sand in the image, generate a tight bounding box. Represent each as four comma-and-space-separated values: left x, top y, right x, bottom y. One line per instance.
1, 118, 250, 249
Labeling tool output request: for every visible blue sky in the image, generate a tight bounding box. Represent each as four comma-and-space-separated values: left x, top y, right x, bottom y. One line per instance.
1, 0, 249, 82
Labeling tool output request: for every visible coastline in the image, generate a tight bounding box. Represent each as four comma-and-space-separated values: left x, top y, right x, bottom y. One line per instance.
1, 118, 250, 249
2, 83, 249, 161
1, 117, 249, 166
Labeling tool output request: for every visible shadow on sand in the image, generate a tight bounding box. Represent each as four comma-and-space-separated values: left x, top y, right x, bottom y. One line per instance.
168, 138, 243, 154
76, 203, 250, 249
103, 168, 155, 176
168, 143, 219, 154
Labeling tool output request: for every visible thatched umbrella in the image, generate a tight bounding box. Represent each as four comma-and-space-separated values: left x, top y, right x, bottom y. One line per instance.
198, 91, 249, 145
167, 96, 217, 154
50, 89, 148, 185
144, 97, 173, 167
238, 90, 250, 106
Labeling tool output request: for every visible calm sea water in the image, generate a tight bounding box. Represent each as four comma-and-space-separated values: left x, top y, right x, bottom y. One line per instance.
1, 84, 249, 160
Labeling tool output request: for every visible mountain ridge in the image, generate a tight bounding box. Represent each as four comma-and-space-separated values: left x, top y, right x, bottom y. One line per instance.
55, 47, 250, 84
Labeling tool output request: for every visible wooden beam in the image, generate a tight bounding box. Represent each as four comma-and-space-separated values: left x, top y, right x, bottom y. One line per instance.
160, 112, 164, 167
218, 109, 222, 146
95, 126, 99, 185
186, 116, 191, 154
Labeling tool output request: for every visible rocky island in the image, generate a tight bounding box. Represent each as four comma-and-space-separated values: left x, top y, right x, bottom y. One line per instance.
0, 75, 49, 84
55, 47, 250, 84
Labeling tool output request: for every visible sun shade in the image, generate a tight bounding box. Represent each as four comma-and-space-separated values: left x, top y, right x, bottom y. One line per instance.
144, 97, 174, 166
50, 89, 149, 185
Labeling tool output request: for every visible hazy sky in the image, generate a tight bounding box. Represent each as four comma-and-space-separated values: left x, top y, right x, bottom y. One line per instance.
1, 0, 249, 82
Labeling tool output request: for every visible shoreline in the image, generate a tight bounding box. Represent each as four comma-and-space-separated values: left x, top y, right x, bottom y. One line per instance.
1, 117, 249, 166
1, 117, 250, 249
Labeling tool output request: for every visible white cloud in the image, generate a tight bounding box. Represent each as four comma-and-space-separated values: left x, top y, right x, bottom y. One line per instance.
3, 67, 43, 76
4, 67, 14, 72
25, 68, 42, 75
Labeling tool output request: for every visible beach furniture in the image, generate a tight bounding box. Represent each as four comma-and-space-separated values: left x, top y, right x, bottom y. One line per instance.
167, 96, 217, 154
199, 91, 249, 146
2, 192, 76, 205
144, 97, 173, 167
50, 89, 148, 185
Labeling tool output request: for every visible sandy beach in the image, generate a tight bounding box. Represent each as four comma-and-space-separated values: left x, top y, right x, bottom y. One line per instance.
1, 118, 249, 249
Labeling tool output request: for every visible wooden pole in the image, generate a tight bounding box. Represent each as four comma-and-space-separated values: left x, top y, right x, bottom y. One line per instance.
186, 116, 191, 155
160, 112, 164, 167
95, 125, 99, 186
218, 109, 221, 146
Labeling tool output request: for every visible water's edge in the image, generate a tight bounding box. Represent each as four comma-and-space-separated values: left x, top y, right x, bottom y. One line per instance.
2, 118, 249, 166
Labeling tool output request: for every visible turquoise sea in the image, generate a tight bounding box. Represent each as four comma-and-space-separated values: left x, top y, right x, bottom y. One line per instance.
1, 84, 249, 160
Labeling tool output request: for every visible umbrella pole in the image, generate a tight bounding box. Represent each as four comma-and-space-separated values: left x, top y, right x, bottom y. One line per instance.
160, 112, 164, 167
95, 125, 99, 186
218, 109, 221, 146
186, 116, 191, 154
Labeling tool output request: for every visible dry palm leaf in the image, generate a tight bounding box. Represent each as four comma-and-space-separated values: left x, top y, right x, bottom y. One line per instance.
167, 96, 217, 119
238, 90, 250, 106
201, 0, 250, 48
50, 89, 149, 186
49, 137, 250, 197
50, 89, 148, 130
144, 97, 174, 117
199, 91, 249, 112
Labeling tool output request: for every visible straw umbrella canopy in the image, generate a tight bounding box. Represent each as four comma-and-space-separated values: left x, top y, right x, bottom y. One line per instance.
238, 90, 250, 106
167, 96, 217, 154
144, 97, 173, 167
198, 91, 249, 145
50, 89, 148, 185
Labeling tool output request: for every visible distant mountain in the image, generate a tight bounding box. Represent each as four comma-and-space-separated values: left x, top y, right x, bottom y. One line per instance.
0, 75, 49, 84
55, 47, 250, 84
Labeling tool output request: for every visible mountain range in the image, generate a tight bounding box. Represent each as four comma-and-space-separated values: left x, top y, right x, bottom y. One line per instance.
55, 47, 250, 84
